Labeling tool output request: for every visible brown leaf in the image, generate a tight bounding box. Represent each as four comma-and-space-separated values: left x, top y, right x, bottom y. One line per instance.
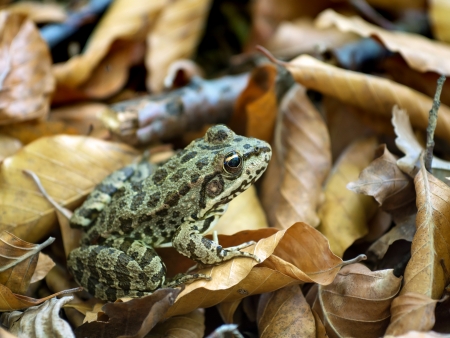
164, 222, 346, 318
401, 160, 450, 299
0, 11, 54, 125
386, 332, 449, 338
0, 135, 139, 243
313, 263, 402, 338
348, 144, 415, 214
0, 283, 82, 311
385, 292, 438, 336
0, 135, 21, 162
74, 288, 181, 338
148, 308, 204, 338
430, 0, 450, 43
281, 54, 450, 145
29, 253, 55, 284
0, 232, 54, 294
317, 138, 378, 257
261, 84, 331, 228
230, 64, 277, 143
316, 9, 450, 75
257, 285, 315, 338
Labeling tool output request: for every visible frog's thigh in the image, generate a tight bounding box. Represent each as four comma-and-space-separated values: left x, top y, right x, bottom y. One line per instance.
68, 239, 166, 301
172, 220, 260, 265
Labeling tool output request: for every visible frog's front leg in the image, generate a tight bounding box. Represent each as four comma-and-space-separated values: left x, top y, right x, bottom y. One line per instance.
172, 218, 261, 265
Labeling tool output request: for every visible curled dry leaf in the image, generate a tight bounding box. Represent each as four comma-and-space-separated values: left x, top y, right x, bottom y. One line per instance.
0, 11, 54, 125
316, 9, 450, 75
164, 222, 346, 318
385, 292, 438, 336
1, 296, 75, 338
0, 135, 139, 243
317, 138, 378, 257
401, 160, 450, 299
261, 85, 331, 229
29, 253, 55, 284
229, 64, 278, 143
148, 308, 205, 338
281, 54, 450, 145
313, 263, 402, 338
75, 288, 181, 338
257, 285, 315, 338
0, 232, 54, 294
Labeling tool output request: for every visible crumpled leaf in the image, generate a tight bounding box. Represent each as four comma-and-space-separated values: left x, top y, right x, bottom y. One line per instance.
317, 137, 378, 257
401, 160, 450, 299
1, 296, 75, 338
163, 222, 352, 318
385, 292, 438, 336
316, 9, 450, 75
261, 84, 331, 228
229, 64, 278, 143
147, 308, 204, 338
0, 11, 54, 125
280, 53, 450, 145
0, 135, 139, 243
75, 288, 181, 338
313, 263, 402, 338
257, 285, 315, 338
30, 253, 55, 284
0, 232, 54, 294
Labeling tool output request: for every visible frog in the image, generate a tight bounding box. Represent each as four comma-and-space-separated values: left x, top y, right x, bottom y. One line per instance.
67, 125, 272, 301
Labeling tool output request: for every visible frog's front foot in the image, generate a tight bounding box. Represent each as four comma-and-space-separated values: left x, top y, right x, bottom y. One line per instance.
173, 224, 261, 265
163, 272, 211, 288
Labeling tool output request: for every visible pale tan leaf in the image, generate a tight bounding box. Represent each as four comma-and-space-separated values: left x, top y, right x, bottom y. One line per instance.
0, 11, 54, 125
0, 135, 21, 162
146, 0, 212, 92
317, 138, 378, 257
313, 264, 402, 338
29, 253, 55, 284
1, 296, 75, 338
6, 2, 66, 23
257, 285, 315, 338
385, 292, 438, 336
164, 223, 347, 318
401, 161, 450, 299
261, 84, 331, 228
316, 9, 450, 75
282, 54, 450, 145
0, 136, 139, 243
148, 308, 204, 337
386, 332, 450, 338
430, 0, 450, 43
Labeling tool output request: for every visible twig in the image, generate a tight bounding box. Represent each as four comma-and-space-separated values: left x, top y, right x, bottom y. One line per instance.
255, 46, 288, 67
425, 75, 446, 172
350, 0, 396, 30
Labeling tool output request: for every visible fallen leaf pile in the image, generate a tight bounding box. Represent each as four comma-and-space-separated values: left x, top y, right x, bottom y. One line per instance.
2, 0, 450, 337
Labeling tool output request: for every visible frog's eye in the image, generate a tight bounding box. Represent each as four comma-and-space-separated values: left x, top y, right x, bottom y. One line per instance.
223, 151, 243, 174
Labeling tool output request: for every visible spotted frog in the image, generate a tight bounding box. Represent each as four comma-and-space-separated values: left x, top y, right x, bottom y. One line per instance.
67, 125, 271, 301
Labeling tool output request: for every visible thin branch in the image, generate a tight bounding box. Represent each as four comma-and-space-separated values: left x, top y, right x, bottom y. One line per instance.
425, 75, 446, 172
256, 45, 288, 67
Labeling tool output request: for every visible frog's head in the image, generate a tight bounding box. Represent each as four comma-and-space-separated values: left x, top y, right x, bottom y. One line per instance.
193, 125, 272, 217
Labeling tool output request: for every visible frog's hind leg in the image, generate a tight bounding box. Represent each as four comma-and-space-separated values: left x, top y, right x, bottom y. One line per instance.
68, 237, 166, 301
70, 165, 137, 229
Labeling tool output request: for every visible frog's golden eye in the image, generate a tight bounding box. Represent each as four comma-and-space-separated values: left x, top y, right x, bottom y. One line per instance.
223, 151, 243, 174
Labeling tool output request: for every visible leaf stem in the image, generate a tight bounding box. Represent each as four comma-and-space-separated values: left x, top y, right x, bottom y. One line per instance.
425, 75, 446, 172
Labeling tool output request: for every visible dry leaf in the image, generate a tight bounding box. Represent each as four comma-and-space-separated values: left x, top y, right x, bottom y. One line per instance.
213, 185, 268, 235
0, 11, 54, 125
0, 135, 139, 243
316, 9, 450, 75
257, 285, 315, 338
317, 138, 378, 257
230, 64, 277, 143
261, 85, 331, 229
0, 135, 21, 162
146, 0, 211, 92
401, 160, 450, 299
1, 296, 75, 338
0, 232, 54, 294
0, 327, 18, 338
148, 308, 204, 338
280, 54, 450, 145
313, 263, 402, 338
365, 0, 425, 10
385, 292, 438, 336
386, 332, 450, 338
29, 253, 55, 284
430, 0, 450, 43
164, 222, 349, 318
5, 2, 66, 23
75, 288, 181, 338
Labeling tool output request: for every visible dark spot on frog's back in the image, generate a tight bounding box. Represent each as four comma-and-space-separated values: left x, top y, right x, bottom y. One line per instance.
181, 151, 197, 163
130, 180, 144, 192
170, 168, 184, 182
156, 208, 169, 217
196, 157, 209, 170
119, 216, 134, 233
164, 191, 180, 207
243, 144, 251, 149
191, 173, 200, 183
152, 168, 168, 185
130, 191, 146, 211
147, 191, 161, 208
179, 182, 190, 196
166, 99, 183, 116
